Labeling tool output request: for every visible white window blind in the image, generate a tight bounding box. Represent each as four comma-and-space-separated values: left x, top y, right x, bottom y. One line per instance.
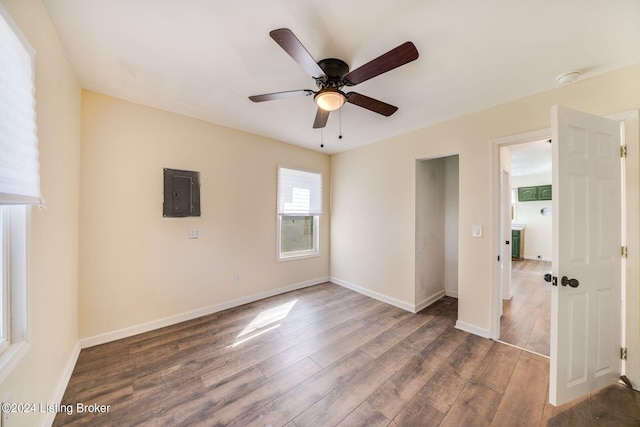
277, 167, 322, 216
0, 7, 41, 206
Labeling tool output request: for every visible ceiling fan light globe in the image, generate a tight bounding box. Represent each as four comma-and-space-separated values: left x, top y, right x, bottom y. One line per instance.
315, 90, 346, 111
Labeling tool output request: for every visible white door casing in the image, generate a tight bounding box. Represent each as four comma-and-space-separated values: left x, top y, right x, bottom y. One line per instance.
500, 168, 512, 303
549, 105, 622, 406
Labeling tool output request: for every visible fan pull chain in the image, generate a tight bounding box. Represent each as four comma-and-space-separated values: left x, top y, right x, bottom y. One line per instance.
320, 128, 324, 148
339, 109, 343, 140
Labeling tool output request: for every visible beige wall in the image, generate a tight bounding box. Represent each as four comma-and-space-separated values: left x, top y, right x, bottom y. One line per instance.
330, 64, 640, 333
0, 0, 81, 425
80, 91, 330, 340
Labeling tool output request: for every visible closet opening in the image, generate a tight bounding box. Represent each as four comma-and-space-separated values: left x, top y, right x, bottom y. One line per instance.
415, 155, 459, 311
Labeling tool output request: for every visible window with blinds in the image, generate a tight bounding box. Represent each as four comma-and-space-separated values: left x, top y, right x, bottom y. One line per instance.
0, 7, 41, 206
0, 5, 34, 382
277, 166, 322, 260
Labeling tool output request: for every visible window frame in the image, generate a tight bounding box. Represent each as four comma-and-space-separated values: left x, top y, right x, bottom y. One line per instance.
0, 207, 8, 353
0, 205, 30, 383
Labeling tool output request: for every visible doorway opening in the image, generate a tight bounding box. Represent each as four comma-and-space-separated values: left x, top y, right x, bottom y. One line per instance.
499, 139, 552, 357
415, 155, 459, 310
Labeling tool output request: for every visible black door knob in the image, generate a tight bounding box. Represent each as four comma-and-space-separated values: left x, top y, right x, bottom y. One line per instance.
561, 276, 579, 288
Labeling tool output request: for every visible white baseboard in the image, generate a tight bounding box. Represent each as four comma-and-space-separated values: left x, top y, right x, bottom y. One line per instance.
415, 290, 446, 313
522, 256, 552, 262
44, 341, 81, 426
444, 289, 458, 298
330, 277, 415, 312
455, 320, 492, 339
79, 277, 328, 349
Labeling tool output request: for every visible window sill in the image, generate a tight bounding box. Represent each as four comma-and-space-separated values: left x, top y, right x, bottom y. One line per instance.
277, 251, 320, 262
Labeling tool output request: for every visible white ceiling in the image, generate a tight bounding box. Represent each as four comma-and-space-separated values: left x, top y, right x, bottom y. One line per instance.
510, 139, 552, 177
41, 0, 640, 154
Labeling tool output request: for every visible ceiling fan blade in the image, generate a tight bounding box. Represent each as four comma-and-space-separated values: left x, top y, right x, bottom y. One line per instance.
313, 108, 330, 128
249, 89, 314, 102
346, 92, 398, 116
343, 41, 419, 86
270, 28, 326, 79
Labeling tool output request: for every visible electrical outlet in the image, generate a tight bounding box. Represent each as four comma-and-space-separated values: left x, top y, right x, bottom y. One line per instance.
234, 274, 240, 284
189, 228, 200, 239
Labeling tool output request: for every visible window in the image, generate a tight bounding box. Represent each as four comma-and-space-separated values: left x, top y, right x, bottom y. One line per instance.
0, 5, 38, 381
0, 206, 29, 380
277, 166, 322, 260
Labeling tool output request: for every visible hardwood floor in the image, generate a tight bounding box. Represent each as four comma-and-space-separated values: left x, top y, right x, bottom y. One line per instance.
53, 282, 640, 426
500, 259, 551, 356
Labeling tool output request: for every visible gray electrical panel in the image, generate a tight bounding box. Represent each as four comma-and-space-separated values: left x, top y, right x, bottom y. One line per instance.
163, 168, 200, 217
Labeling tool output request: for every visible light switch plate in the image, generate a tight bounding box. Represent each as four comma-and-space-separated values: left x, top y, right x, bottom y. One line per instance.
472, 225, 482, 237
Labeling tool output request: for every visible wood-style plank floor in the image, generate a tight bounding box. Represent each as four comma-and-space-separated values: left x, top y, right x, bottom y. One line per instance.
54, 282, 640, 426
500, 259, 551, 356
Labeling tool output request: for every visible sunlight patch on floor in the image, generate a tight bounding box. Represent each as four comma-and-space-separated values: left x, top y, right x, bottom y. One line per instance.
228, 299, 297, 348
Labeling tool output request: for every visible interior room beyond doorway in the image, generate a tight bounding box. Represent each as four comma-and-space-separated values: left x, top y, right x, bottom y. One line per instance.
500, 139, 552, 356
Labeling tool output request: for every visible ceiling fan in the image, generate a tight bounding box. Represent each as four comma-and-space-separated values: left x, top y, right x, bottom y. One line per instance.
249, 28, 419, 129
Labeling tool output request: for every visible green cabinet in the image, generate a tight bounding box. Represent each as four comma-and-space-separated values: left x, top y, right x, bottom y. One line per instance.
511, 230, 522, 258
537, 185, 552, 200
517, 185, 552, 202
517, 187, 538, 202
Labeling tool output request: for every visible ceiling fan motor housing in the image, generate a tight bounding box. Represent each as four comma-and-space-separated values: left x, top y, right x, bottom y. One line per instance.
316, 58, 350, 89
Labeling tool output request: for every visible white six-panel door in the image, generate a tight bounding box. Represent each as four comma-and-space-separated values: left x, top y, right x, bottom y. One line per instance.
549, 106, 622, 406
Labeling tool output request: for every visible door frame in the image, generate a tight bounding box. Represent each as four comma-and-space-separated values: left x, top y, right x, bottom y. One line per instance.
612, 110, 640, 389
500, 167, 512, 305
489, 110, 639, 392
490, 127, 551, 340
